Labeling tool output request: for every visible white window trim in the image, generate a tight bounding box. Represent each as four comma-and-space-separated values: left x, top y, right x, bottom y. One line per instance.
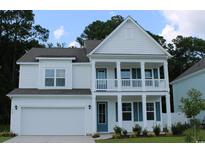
44, 68, 66, 88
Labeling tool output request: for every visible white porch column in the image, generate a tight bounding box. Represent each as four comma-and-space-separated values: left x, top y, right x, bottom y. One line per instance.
140, 62, 145, 91
91, 61, 96, 91
117, 94, 122, 127
116, 61, 121, 91
166, 93, 172, 130
142, 94, 147, 129
163, 61, 169, 91
92, 94, 97, 133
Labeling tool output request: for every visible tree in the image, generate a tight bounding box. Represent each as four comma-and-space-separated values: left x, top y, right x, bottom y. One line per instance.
76, 15, 124, 46
180, 88, 205, 119
0, 11, 49, 124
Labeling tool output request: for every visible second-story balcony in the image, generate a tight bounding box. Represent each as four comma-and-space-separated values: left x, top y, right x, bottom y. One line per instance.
93, 61, 169, 92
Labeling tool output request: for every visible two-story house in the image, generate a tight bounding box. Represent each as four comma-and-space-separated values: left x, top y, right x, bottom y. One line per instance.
8, 16, 172, 136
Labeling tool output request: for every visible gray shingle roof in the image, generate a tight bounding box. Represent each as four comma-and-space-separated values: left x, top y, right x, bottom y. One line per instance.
172, 58, 205, 83
8, 88, 91, 96
17, 48, 89, 63
84, 40, 102, 53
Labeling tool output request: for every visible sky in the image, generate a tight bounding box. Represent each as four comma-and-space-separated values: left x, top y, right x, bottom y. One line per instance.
34, 10, 205, 47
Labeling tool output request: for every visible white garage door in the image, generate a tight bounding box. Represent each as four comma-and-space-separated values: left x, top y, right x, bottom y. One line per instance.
21, 107, 85, 135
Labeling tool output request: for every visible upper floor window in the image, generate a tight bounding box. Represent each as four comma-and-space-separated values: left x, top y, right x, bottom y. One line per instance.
45, 69, 65, 87
145, 69, 152, 79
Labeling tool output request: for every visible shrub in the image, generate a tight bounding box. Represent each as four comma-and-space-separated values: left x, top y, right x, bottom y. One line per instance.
132, 124, 142, 136
113, 125, 122, 135
0, 131, 16, 137
142, 129, 148, 137
171, 122, 189, 135
153, 125, 161, 136
112, 134, 122, 139
184, 128, 204, 143
122, 129, 128, 136
92, 133, 100, 138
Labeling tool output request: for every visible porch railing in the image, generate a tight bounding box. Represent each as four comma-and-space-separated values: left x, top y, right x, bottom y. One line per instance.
96, 79, 118, 90
121, 79, 142, 89
145, 79, 166, 90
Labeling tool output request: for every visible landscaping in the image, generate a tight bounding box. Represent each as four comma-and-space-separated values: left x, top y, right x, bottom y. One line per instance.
0, 125, 14, 143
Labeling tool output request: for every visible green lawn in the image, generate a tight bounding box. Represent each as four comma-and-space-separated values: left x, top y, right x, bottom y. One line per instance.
96, 136, 185, 143
0, 137, 11, 143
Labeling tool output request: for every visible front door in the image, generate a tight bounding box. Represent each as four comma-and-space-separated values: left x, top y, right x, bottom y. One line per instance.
97, 102, 108, 132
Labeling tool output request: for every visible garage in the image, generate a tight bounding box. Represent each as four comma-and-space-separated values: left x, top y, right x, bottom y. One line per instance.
20, 107, 85, 135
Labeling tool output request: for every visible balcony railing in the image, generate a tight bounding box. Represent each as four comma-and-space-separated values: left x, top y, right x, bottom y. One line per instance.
95, 79, 166, 91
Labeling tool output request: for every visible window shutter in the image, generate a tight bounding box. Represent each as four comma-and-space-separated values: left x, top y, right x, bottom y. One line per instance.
114, 68, 117, 79
115, 102, 118, 122
155, 102, 161, 121
139, 102, 143, 121
137, 68, 141, 79
153, 68, 158, 79
132, 68, 137, 79
133, 102, 138, 121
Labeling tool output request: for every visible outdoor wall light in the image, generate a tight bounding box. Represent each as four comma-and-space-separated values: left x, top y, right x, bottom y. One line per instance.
88, 105, 91, 110
15, 105, 18, 110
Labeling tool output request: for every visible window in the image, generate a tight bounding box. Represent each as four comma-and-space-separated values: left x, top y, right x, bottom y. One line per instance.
122, 103, 132, 121
45, 69, 66, 87
121, 69, 131, 79
45, 69, 54, 86
98, 103, 106, 124
145, 69, 152, 79
146, 103, 154, 120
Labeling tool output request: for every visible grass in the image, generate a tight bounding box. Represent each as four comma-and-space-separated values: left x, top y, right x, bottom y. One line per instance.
96, 129, 205, 143
0, 137, 12, 143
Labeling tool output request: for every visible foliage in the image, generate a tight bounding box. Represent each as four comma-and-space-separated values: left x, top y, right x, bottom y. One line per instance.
122, 129, 128, 136
0, 131, 16, 137
76, 15, 124, 46
171, 122, 190, 135
113, 125, 122, 135
153, 125, 161, 136
0, 11, 49, 124
112, 133, 122, 139
0, 125, 9, 132
184, 128, 204, 143
163, 127, 169, 134
132, 124, 142, 136
92, 133, 100, 138
142, 129, 148, 137
180, 88, 205, 119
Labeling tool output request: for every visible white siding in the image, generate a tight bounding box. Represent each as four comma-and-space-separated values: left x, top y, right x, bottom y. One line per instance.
19, 64, 38, 88
94, 20, 165, 55
72, 64, 91, 88
10, 96, 92, 135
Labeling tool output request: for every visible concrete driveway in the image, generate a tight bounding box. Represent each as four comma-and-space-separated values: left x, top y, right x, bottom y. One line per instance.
5, 136, 95, 143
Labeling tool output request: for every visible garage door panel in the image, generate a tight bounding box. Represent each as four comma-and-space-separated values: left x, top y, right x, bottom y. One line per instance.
21, 107, 85, 135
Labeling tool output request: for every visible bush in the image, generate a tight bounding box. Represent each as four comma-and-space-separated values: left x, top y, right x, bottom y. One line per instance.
142, 129, 148, 137
112, 134, 122, 139
184, 128, 204, 143
190, 119, 201, 129
92, 133, 100, 138
0, 131, 16, 137
163, 127, 169, 134
153, 125, 161, 136
171, 122, 189, 135
122, 129, 128, 136
132, 124, 142, 136
113, 125, 122, 135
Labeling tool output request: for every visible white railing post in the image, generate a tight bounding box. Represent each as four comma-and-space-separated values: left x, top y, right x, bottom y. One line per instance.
118, 94, 122, 127
91, 61, 96, 92
142, 94, 147, 129
141, 62, 145, 91
117, 61, 121, 91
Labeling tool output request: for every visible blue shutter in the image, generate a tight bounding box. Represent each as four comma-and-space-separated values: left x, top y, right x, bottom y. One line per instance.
137, 68, 141, 79
133, 103, 138, 121
153, 68, 158, 79
155, 102, 161, 121
115, 102, 118, 122
139, 102, 143, 121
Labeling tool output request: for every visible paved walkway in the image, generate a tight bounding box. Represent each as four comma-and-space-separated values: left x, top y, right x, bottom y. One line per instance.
5, 135, 95, 143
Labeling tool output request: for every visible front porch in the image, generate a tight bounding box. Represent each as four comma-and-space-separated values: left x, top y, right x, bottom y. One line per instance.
92, 94, 171, 133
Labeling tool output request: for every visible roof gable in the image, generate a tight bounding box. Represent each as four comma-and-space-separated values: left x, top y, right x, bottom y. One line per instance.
88, 16, 171, 57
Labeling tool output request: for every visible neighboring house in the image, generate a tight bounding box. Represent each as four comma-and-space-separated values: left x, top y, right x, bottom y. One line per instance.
8, 16, 172, 136
171, 59, 205, 123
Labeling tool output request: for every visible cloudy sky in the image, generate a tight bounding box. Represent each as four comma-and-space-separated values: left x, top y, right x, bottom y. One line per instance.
34, 10, 205, 47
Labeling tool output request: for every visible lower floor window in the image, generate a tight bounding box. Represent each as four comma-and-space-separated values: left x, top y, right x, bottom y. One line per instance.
122, 103, 132, 121
146, 103, 154, 120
